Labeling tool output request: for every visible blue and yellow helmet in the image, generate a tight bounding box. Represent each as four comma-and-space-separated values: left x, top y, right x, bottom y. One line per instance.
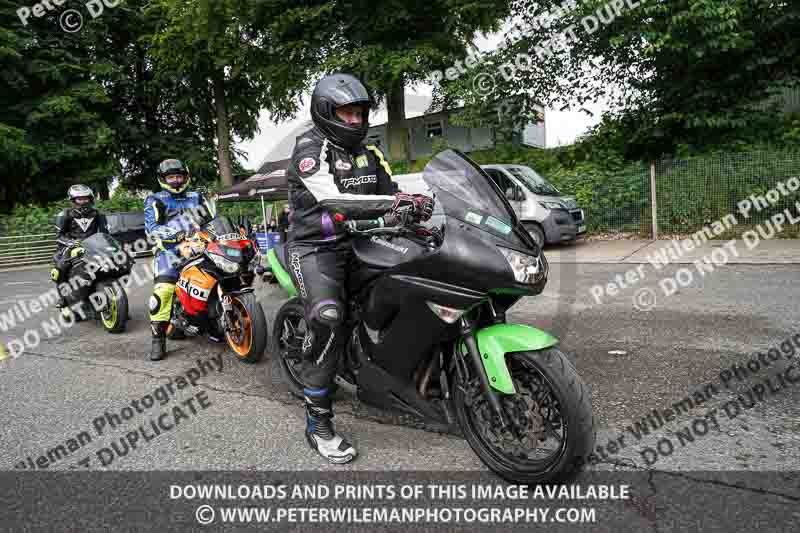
157, 159, 191, 194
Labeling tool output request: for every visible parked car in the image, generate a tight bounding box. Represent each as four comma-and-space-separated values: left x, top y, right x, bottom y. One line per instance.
480, 164, 586, 247
105, 212, 152, 258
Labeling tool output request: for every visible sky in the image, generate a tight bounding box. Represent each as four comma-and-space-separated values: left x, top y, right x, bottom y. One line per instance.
235, 25, 608, 170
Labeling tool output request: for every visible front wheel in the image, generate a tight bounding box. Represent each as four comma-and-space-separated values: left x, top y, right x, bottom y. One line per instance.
454, 348, 595, 484
99, 283, 128, 334
524, 222, 546, 249
225, 292, 268, 364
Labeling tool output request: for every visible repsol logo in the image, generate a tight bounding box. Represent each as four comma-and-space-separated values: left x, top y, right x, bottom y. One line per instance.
371, 236, 408, 254
340, 175, 377, 188
177, 278, 211, 301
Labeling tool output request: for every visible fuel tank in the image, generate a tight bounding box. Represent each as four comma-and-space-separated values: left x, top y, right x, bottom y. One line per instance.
348, 234, 429, 295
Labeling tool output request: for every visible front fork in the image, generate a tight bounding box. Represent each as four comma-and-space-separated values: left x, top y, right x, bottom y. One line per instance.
459, 316, 509, 430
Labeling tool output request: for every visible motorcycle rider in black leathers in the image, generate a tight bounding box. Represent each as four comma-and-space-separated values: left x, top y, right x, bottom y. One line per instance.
51, 184, 108, 320
287, 73, 434, 464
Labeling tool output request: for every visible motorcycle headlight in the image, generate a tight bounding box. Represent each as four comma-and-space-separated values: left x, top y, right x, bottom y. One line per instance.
210, 253, 240, 274
498, 247, 545, 285
539, 201, 564, 210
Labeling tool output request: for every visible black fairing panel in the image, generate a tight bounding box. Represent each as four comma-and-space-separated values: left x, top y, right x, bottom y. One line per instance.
387, 218, 521, 293
361, 298, 448, 380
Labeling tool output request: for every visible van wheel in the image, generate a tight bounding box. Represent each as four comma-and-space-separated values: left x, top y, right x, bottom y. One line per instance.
524, 223, 546, 248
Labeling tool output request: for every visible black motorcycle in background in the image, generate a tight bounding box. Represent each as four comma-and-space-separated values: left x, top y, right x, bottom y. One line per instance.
58, 233, 133, 333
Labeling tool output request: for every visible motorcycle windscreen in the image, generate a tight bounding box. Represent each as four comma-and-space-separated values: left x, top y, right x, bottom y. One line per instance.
80, 233, 124, 256
422, 149, 537, 251
205, 216, 243, 241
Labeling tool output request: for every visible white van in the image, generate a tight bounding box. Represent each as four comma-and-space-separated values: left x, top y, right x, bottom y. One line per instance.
480, 164, 586, 247
392, 164, 586, 247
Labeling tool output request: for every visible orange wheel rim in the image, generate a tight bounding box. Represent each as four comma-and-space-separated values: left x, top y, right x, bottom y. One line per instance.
227, 299, 253, 357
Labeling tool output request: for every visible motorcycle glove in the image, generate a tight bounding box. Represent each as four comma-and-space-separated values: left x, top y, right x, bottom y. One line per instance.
392, 193, 435, 222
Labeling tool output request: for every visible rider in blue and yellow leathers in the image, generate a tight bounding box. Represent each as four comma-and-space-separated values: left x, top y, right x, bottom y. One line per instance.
144, 159, 210, 361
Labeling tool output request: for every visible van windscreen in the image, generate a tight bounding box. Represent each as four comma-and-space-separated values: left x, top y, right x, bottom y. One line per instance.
507, 167, 561, 196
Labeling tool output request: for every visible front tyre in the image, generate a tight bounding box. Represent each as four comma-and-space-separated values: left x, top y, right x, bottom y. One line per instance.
99, 283, 128, 334
454, 348, 595, 484
226, 292, 268, 364
523, 222, 546, 249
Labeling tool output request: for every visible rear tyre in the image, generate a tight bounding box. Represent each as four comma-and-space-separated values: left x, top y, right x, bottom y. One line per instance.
99, 283, 128, 334
454, 348, 595, 484
274, 298, 309, 399
273, 299, 340, 399
225, 292, 268, 364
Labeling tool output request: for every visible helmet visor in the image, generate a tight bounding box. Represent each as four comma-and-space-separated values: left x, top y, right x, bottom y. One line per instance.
334, 103, 370, 126
164, 174, 187, 189
73, 196, 92, 205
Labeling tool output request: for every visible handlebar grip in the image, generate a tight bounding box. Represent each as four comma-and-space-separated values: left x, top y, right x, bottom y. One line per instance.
352, 219, 384, 231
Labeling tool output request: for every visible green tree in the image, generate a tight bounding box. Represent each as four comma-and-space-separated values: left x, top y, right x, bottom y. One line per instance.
0, 0, 117, 208
443, 0, 800, 159
148, 0, 322, 186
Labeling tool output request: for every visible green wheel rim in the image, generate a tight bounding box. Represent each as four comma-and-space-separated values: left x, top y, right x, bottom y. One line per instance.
101, 290, 118, 329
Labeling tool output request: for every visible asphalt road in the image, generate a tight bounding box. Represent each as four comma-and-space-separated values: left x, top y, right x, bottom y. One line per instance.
1, 253, 799, 480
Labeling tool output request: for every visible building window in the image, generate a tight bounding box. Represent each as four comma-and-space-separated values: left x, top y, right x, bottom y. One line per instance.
426, 121, 443, 138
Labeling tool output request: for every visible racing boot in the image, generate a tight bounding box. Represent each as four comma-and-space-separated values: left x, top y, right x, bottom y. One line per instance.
304, 388, 357, 464
149, 321, 168, 361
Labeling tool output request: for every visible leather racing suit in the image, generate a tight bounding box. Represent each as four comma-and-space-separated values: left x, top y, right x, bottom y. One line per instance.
144, 190, 206, 333
287, 127, 399, 390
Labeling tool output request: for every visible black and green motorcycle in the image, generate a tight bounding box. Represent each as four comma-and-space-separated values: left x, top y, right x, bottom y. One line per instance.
267, 149, 594, 483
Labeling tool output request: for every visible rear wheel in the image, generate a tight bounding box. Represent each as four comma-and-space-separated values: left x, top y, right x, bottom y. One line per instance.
273, 298, 309, 398
225, 292, 268, 363
99, 283, 128, 334
454, 348, 595, 484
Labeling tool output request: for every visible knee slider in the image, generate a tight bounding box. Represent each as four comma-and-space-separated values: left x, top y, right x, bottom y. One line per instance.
310, 300, 344, 328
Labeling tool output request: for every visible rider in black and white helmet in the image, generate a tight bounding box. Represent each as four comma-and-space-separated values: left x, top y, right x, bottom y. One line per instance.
51, 184, 108, 318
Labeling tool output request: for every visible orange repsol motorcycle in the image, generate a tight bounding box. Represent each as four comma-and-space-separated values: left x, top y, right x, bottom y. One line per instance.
169, 214, 268, 363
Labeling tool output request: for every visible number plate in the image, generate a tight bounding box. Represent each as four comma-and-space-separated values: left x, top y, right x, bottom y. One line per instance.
578, 224, 586, 233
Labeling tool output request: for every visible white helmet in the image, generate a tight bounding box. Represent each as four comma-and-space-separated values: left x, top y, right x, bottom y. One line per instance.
67, 184, 95, 216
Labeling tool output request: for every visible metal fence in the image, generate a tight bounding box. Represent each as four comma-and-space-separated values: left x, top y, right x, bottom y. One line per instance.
572, 149, 800, 238
653, 150, 800, 238
0, 233, 57, 269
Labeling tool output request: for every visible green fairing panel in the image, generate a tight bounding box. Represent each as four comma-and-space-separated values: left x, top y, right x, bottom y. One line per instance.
267, 249, 297, 298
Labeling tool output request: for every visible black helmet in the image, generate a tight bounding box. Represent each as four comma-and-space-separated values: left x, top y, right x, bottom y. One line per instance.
67, 184, 95, 217
157, 158, 191, 194
310, 73, 372, 149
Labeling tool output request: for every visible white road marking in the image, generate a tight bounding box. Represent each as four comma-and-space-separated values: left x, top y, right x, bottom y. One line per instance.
4, 281, 39, 286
